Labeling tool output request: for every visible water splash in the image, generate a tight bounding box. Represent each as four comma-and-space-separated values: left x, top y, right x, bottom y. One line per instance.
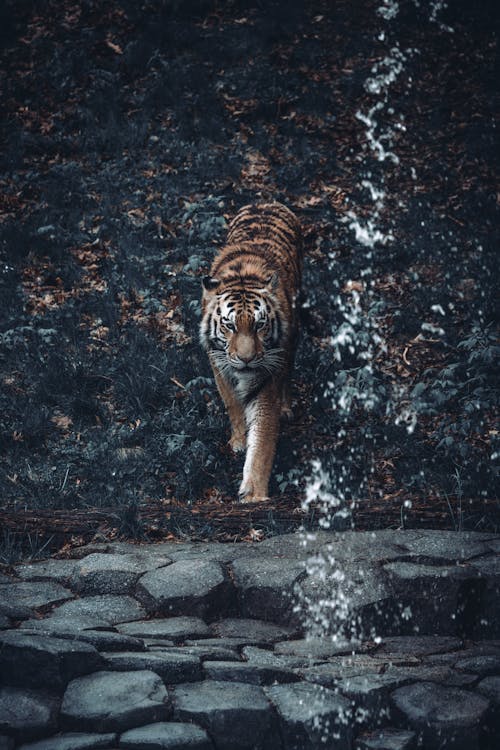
297, 0, 455, 739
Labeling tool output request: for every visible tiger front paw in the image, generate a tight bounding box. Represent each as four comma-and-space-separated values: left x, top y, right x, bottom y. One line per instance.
238, 478, 269, 503
229, 433, 246, 453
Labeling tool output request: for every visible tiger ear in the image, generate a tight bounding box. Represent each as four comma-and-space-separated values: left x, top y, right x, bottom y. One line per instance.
266, 272, 279, 290
202, 276, 220, 292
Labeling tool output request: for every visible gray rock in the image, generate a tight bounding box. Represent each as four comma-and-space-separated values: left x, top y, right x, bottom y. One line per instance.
298, 561, 396, 640
476, 675, 500, 705
0, 617, 10, 630
18, 732, 116, 749
395, 531, 490, 563
375, 636, 462, 657
391, 681, 490, 750
275, 637, 364, 659
355, 728, 416, 750
21, 615, 113, 633
0, 574, 16, 584
469, 556, 500, 638
173, 680, 278, 750
49, 595, 146, 625
211, 618, 297, 644
204, 660, 299, 685
136, 561, 233, 619
102, 651, 202, 683
18, 625, 144, 653
162, 646, 240, 662
167, 543, 252, 564
14, 560, 77, 584
242, 646, 316, 670
0, 601, 33, 621
0, 687, 59, 741
0, 582, 73, 612
0, 736, 13, 750
143, 640, 176, 649
61, 670, 171, 732
70, 552, 172, 595
231, 557, 305, 623
337, 671, 417, 723
118, 721, 213, 749
117, 617, 210, 642
265, 681, 352, 749
455, 654, 500, 676
185, 637, 268, 650
383, 562, 477, 635
443, 671, 479, 688
0, 631, 104, 689
300, 656, 387, 688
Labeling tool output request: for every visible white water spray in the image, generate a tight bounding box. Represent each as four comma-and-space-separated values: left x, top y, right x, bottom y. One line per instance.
297, 0, 455, 739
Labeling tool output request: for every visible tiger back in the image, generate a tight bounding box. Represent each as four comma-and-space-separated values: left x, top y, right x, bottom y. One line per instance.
200, 202, 302, 502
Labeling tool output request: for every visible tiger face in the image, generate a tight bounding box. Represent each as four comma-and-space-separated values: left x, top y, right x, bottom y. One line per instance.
201, 280, 287, 379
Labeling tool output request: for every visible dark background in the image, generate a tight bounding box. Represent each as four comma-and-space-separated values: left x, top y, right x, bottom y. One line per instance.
0, 0, 498, 558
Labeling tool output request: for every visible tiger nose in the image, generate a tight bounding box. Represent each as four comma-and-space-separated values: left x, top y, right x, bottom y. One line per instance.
237, 335, 256, 363
239, 353, 254, 364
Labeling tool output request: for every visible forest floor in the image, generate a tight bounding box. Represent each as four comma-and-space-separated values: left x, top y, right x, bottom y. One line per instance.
0, 0, 498, 559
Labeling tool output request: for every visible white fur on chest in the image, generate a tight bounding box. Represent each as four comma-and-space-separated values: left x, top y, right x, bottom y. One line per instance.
232, 370, 260, 401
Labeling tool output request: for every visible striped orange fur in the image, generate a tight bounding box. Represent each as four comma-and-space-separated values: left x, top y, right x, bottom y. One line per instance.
200, 202, 302, 502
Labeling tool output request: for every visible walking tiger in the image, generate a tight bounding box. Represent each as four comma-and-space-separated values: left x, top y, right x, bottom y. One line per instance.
200, 202, 302, 502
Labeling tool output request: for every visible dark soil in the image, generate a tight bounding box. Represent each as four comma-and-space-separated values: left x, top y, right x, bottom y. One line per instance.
0, 0, 498, 557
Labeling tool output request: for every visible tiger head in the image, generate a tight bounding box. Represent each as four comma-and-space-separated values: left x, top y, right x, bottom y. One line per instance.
200, 274, 287, 377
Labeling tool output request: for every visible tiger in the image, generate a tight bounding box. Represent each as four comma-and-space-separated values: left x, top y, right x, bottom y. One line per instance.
200, 202, 302, 502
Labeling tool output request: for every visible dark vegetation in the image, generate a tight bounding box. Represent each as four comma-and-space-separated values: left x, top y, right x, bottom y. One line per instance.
0, 0, 498, 558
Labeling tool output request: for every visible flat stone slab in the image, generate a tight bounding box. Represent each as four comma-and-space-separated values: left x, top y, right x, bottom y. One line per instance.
162, 645, 240, 662
204, 660, 299, 685
21, 615, 113, 633
391, 681, 490, 749
102, 651, 202, 682
136, 561, 232, 619
455, 654, 500, 676
70, 552, 172, 595
61, 670, 171, 732
0, 601, 34, 621
14, 560, 78, 584
118, 721, 213, 749
396, 532, 491, 563
18, 732, 116, 749
117, 617, 210, 642
210, 617, 297, 644
49, 595, 146, 625
242, 646, 317, 670
476, 675, 500, 705
0, 582, 73, 612
185, 636, 272, 650
300, 655, 388, 687
18, 628, 145, 653
231, 557, 305, 623
0, 631, 104, 690
0, 687, 59, 742
172, 680, 278, 750
275, 637, 364, 659
355, 727, 417, 750
375, 636, 463, 658
265, 681, 352, 749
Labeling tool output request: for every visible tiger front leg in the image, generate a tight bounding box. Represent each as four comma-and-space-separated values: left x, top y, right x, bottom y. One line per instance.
212, 367, 246, 453
238, 382, 280, 503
